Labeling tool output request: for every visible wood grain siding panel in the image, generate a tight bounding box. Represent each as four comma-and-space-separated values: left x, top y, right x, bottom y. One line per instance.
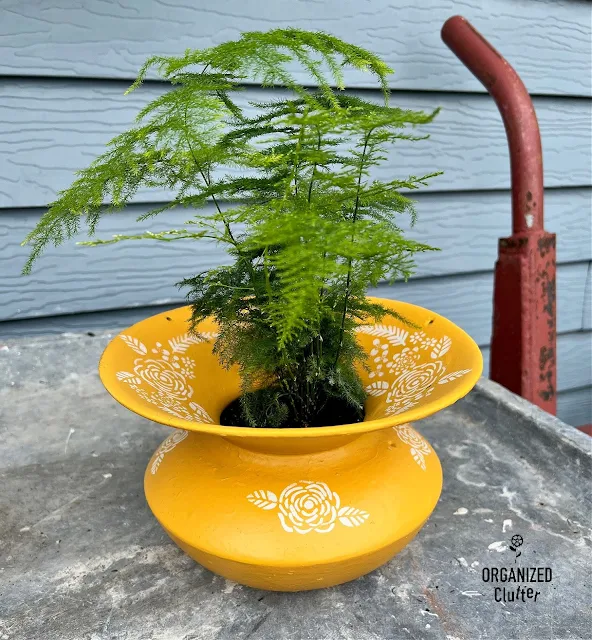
582, 262, 591, 331
0, 0, 590, 96
4, 194, 589, 323
1, 82, 591, 209
557, 388, 592, 427
5, 242, 588, 346
5, 189, 592, 284
1, 0, 590, 424
7, 188, 590, 280
481, 332, 592, 394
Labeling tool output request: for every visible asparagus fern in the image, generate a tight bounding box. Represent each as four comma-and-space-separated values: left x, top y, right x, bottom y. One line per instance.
21, 28, 441, 428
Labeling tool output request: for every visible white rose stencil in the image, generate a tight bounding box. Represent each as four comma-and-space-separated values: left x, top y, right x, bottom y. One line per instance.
356, 326, 473, 420
134, 358, 193, 400
117, 333, 215, 425
248, 481, 369, 534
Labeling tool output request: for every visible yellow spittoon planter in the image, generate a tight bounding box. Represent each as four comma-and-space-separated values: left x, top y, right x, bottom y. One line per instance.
99, 296, 482, 591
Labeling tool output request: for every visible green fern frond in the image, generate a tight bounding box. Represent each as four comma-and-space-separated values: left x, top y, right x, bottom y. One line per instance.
77, 229, 216, 246
22, 28, 442, 428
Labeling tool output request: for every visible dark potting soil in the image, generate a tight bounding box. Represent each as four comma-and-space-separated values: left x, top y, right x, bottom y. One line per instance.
219, 392, 365, 429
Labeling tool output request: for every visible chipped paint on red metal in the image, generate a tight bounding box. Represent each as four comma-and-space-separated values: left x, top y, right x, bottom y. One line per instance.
442, 16, 557, 415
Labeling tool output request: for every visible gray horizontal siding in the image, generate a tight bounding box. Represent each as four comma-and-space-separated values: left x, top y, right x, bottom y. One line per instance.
557, 388, 592, 428
2, 0, 590, 425
0, 0, 590, 96
6, 187, 591, 279
481, 332, 592, 394
583, 263, 591, 331
3, 254, 588, 346
1, 82, 591, 209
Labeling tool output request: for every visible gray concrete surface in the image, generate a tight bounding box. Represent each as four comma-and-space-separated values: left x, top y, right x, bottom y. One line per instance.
1, 332, 591, 640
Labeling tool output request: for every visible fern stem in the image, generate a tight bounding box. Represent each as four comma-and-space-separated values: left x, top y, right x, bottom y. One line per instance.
307, 126, 321, 202
263, 246, 273, 300
211, 282, 255, 291
307, 125, 325, 380
284, 106, 310, 200
334, 129, 373, 367
181, 104, 261, 295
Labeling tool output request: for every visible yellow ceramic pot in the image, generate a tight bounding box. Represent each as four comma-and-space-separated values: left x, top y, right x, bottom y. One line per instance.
99, 297, 482, 591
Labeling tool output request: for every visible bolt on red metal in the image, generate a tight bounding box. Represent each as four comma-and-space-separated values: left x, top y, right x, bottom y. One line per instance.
441, 16, 557, 415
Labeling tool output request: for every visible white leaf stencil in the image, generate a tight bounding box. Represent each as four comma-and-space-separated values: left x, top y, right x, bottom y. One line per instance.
438, 369, 472, 384
357, 324, 408, 346
247, 490, 278, 510
431, 336, 452, 359
116, 371, 135, 380
411, 447, 427, 470
168, 332, 219, 353
338, 506, 370, 527
168, 333, 204, 354
119, 335, 147, 355
188, 402, 215, 424
200, 331, 219, 341
150, 430, 189, 475
365, 381, 389, 397
151, 454, 165, 475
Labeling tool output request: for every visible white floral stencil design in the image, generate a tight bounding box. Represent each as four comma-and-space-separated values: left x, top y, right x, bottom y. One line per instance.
117, 332, 217, 424
247, 481, 369, 534
356, 325, 472, 417
151, 429, 189, 475
393, 425, 432, 471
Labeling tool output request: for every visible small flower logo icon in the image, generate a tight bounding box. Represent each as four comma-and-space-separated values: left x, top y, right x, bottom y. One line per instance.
509, 534, 523, 561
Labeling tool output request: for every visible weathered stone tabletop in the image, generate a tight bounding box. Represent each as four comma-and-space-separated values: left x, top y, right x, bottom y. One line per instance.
1, 332, 591, 640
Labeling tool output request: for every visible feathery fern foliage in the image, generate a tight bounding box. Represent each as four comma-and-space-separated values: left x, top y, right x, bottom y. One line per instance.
22, 28, 441, 428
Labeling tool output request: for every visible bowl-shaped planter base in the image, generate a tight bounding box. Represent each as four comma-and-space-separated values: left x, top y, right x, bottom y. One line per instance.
99, 297, 482, 592
145, 425, 442, 591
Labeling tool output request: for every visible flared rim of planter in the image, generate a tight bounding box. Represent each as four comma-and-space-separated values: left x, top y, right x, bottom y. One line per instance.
99, 296, 483, 439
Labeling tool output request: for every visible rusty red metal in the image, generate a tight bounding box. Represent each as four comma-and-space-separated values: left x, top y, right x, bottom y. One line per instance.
441, 16, 557, 415
577, 425, 592, 437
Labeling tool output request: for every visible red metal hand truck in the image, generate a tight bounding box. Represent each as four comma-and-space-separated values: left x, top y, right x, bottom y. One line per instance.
441, 16, 557, 416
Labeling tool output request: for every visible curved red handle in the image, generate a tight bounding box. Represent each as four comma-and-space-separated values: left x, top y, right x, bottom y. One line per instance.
441, 15, 544, 234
